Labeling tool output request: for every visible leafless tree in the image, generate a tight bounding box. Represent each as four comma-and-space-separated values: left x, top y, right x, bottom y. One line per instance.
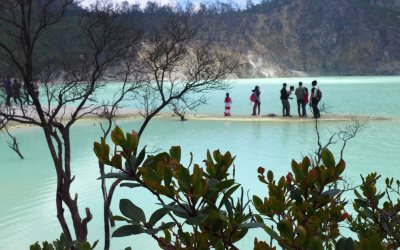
337, 118, 364, 160
0, 0, 141, 246
314, 116, 365, 164
96, 48, 144, 250
100, 11, 237, 249
135, 12, 237, 138
0, 119, 24, 159
312, 113, 366, 198
169, 95, 207, 121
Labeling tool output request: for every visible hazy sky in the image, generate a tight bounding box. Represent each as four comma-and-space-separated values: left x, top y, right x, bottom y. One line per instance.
80, 0, 252, 9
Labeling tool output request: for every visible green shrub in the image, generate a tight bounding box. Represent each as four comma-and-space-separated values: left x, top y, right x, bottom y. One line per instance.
94, 126, 260, 249
252, 149, 347, 249
32, 127, 400, 250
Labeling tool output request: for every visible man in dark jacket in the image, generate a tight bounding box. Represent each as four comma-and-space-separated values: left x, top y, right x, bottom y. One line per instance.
3, 76, 12, 106
310, 80, 321, 118
280, 83, 291, 117
295, 81, 306, 117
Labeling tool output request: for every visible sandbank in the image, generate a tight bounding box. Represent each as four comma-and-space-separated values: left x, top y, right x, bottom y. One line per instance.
185, 114, 393, 122
1, 105, 395, 130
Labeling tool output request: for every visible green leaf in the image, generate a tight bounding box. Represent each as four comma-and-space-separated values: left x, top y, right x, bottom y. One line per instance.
354, 189, 364, 200
93, 139, 111, 164
213, 150, 222, 163
336, 237, 355, 250
238, 222, 264, 229
321, 148, 335, 168
176, 166, 191, 191
322, 188, 341, 197
206, 150, 213, 163
160, 204, 189, 218
336, 159, 346, 175
191, 164, 202, 185
144, 228, 161, 235
363, 208, 375, 220
112, 215, 128, 221
218, 184, 240, 209
358, 233, 384, 250
309, 237, 323, 250
91, 240, 99, 250
377, 191, 385, 200
158, 222, 175, 230
110, 155, 122, 169
30, 242, 41, 250
186, 214, 207, 225
264, 226, 280, 241
98, 172, 130, 180
277, 219, 293, 238
112, 225, 144, 237
164, 229, 171, 243
75, 241, 91, 250
267, 170, 273, 182
224, 198, 234, 219
216, 179, 235, 191
120, 183, 142, 188
253, 195, 263, 208
290, 187, 303, 204
134, 146, 146, 168
149, 207, 169, 226
111, 126, 125, 146
164, 166, 173, 187
125, 132, 138, 154
354, 198, 368, 208
119, 199, 146, 223
169, 146, 181, 162
291, 160, 304, 180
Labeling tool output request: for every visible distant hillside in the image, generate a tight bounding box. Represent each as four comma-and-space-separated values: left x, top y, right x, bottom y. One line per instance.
2, 0, 400, 78
196, 0, 400, 77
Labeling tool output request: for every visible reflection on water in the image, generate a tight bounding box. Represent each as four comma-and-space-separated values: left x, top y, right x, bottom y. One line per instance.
1, 76, 400, 249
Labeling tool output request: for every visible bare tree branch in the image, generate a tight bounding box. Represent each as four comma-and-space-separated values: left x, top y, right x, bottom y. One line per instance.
136, 11, 237, 139
0, 0, 142, 246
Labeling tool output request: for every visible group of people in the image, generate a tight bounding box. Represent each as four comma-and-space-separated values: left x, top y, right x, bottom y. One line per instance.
224, 80, 322, 119
1, 76, 39, 106
280, 80, 321, 118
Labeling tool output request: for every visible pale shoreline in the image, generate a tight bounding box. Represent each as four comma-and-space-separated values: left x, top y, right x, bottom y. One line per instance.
2, 106, 395, 131
186, 114, 393, 122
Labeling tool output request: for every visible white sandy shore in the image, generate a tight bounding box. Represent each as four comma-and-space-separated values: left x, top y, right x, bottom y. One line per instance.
1, 105, 395, 130
186, 114, 393, 122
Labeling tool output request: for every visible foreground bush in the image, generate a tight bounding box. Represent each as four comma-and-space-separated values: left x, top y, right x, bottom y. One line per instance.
253, 150, 347, 249
94, 126, 259, 249
32, 127, 400, 249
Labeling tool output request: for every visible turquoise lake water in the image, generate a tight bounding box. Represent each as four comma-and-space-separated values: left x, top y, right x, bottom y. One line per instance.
1, 76, 400, 249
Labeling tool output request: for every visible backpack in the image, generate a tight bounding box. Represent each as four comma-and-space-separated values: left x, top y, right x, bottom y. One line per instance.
250, 93, 256, 102
317, 88, 322, 100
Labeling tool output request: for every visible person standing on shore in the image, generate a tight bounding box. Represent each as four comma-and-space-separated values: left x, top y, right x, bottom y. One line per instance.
310, 80, 321, 118
12, 78, 23, 105
304, 87, 309, 116
3, 75, 12, 106
295, 81, 306, 117
23, 81, 31, 104
224, 93, 232, 116
280, 83, 291, 117
32, 79, 40, 100
251, 86, 261, 116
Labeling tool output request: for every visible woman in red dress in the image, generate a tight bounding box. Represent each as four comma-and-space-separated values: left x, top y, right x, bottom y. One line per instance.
224, 93, 232, 116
